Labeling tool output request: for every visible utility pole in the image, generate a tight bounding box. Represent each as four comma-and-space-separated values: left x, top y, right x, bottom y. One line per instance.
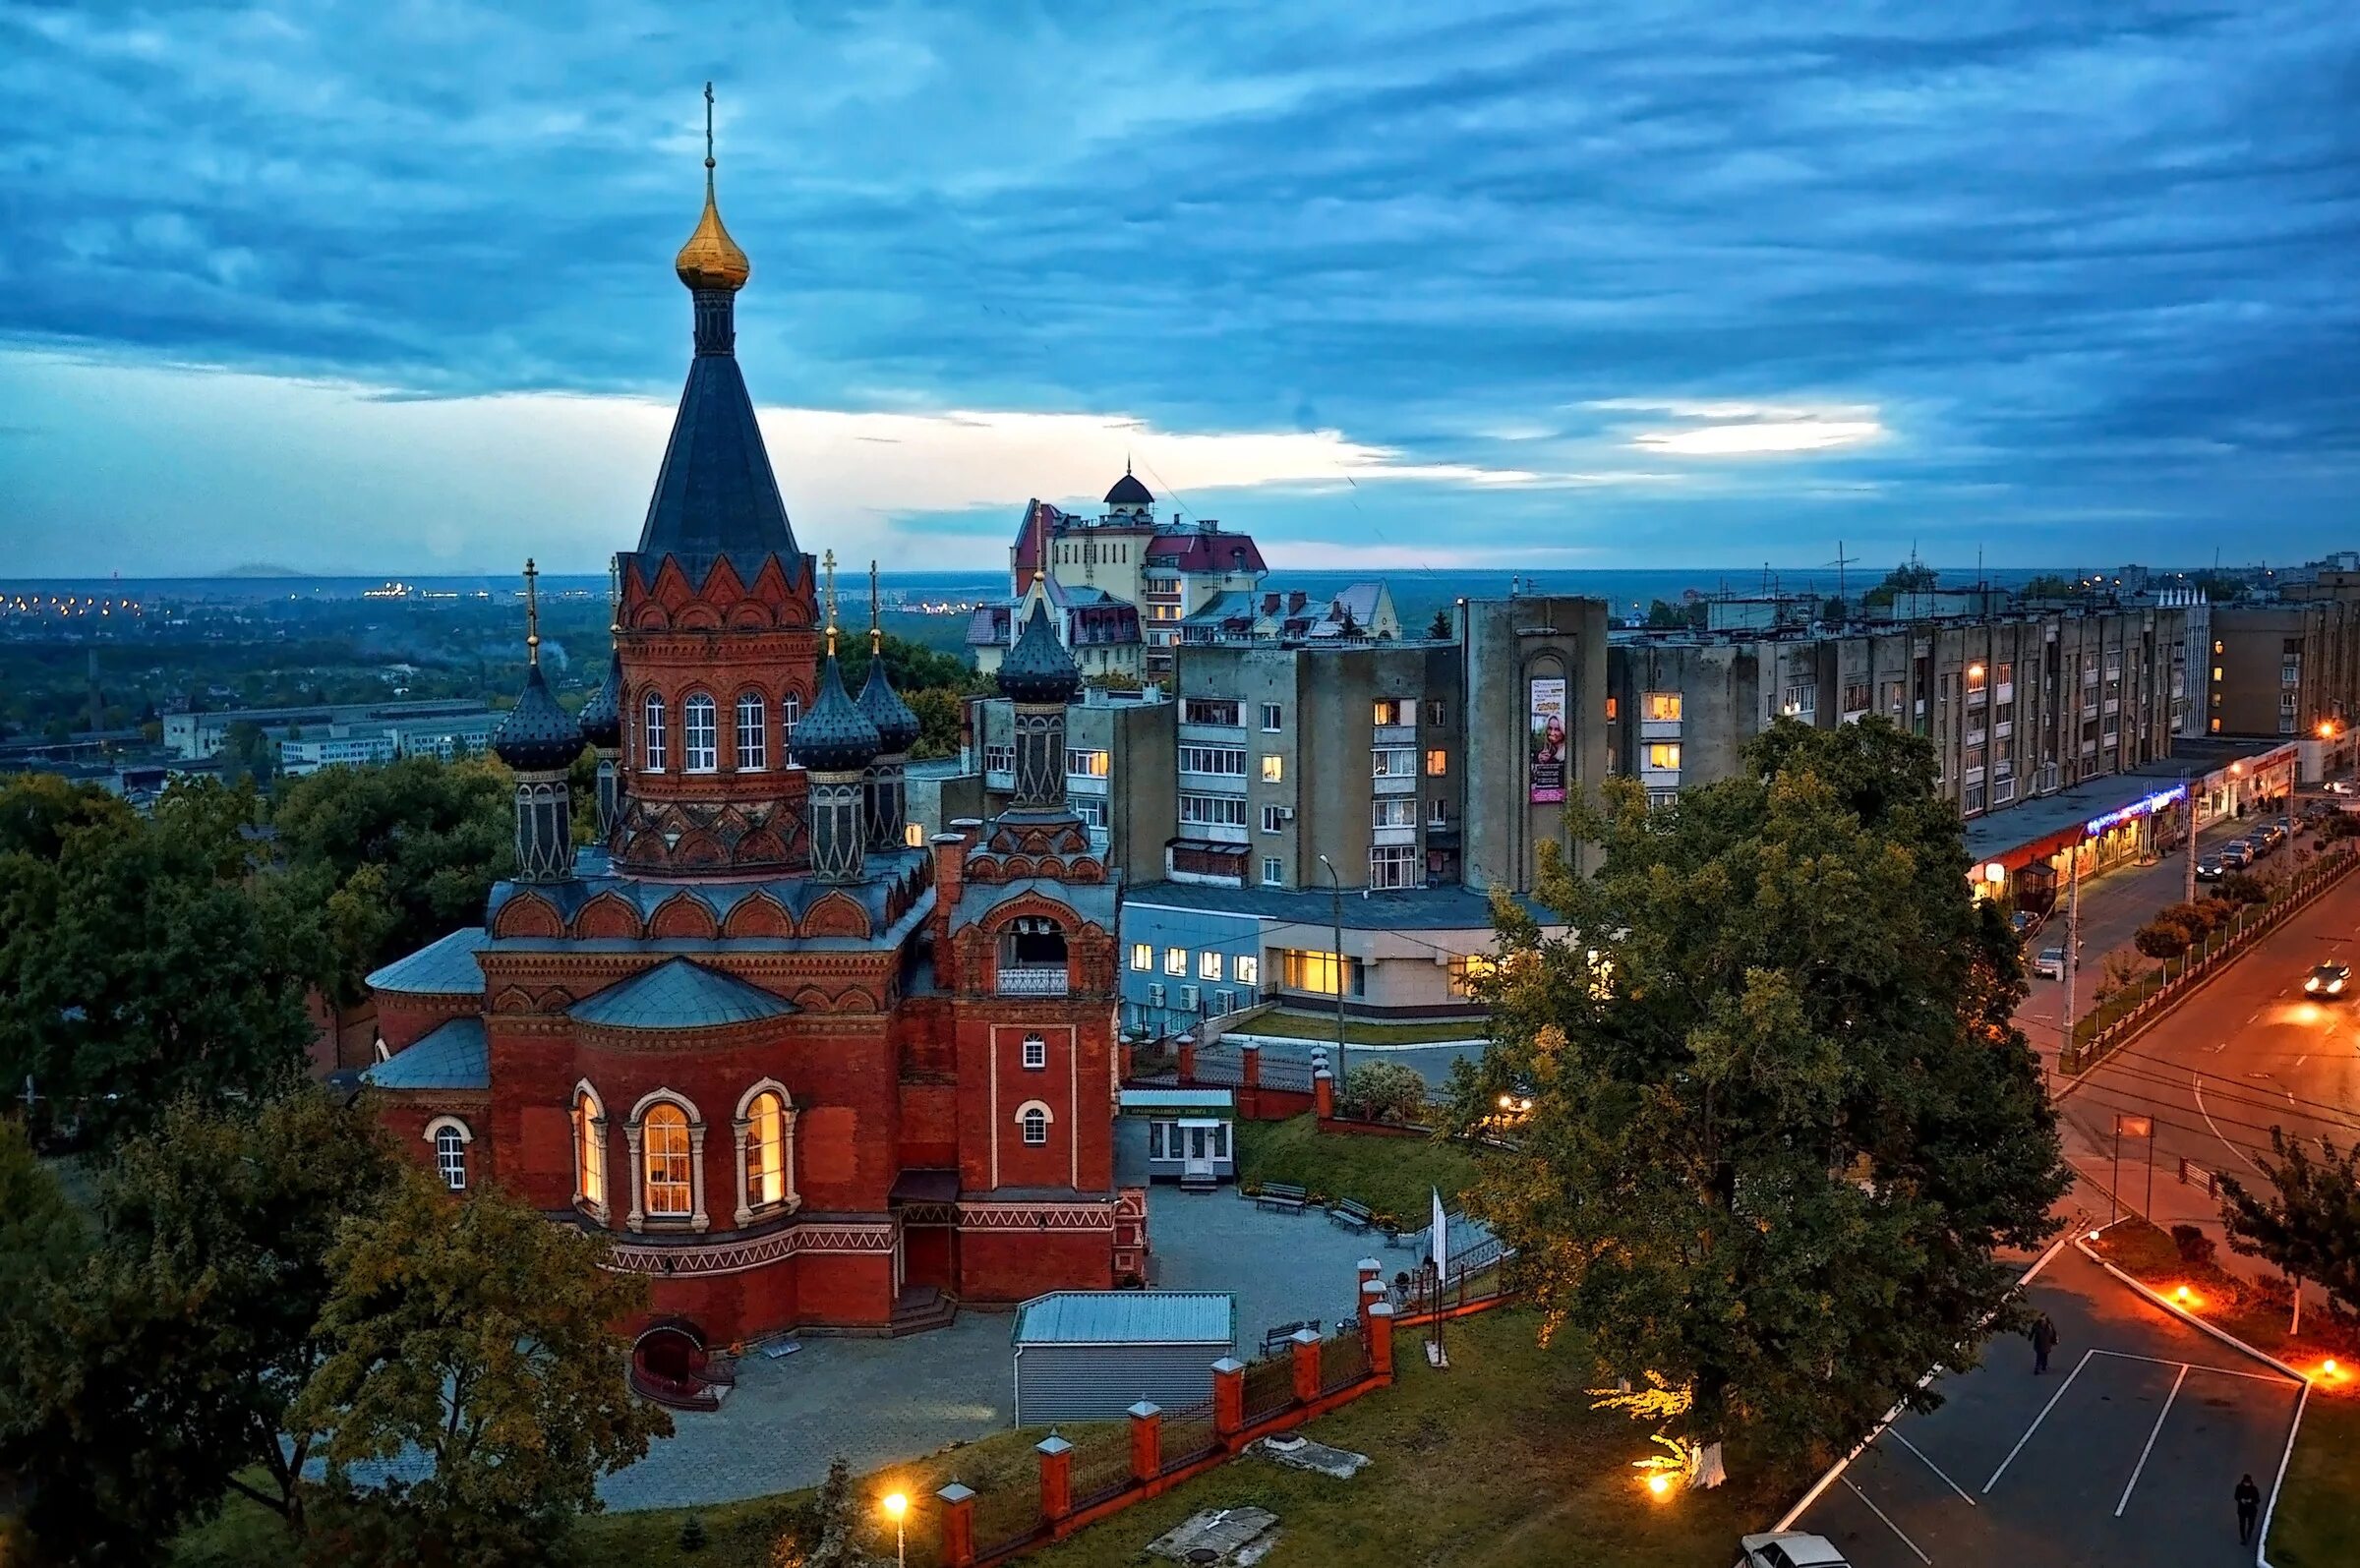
1319, 854, 1347, 1092
2185, 770, 2199, 904
2061, 838, 2083, 1073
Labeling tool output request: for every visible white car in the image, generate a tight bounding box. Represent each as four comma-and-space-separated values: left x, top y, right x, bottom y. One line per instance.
2033, 946, 2067, 980
1740, 1533, 1851, 1568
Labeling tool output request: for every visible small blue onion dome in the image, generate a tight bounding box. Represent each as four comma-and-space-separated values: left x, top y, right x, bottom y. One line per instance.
858, 656, 922, 755
494, 665, 585, 773
791, 654, 881, 773
998, 597, 1082, 705
578, 650, 624, 749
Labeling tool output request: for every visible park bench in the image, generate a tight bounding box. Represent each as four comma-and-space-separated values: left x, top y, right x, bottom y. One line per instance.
1328, 1197, 1376, 1232
1260, 1318, 1322, 1357
1255, 1182, 1307, 1214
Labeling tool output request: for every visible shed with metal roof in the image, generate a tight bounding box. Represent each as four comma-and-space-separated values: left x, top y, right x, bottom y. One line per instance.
1011, 1291, 1235, 1425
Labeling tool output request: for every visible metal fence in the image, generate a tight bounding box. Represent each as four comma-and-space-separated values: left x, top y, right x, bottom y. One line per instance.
970, 1481, 1041, 1561
1158, 1397, 1221, 1474
1067, 1423, 1137, 1514
1241, 1352, 1297, 1425
1321, 1324, 1371, 1392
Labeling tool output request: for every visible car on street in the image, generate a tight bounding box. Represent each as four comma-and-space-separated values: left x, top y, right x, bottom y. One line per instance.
2221, 841, 2255, 868
1739, 1533, 1851, 1568
2329, 780, 2357, 796
2010, 908, 2046, 941
2033, 946, 2067, 980
2197, 856, 2225, 881
2260, 823, 2288, 851
2306, 961, 2350, 999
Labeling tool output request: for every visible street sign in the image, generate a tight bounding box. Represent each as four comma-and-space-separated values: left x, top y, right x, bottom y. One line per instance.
2117, 1114, 2154, 1137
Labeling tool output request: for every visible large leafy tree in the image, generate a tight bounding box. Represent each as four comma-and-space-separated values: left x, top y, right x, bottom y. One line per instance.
2218, 1130, 2360, 1315
269, 754, 512, 997
1, 1094, 402, 1561
1449, 718, 2066, 1480
292, 1172, 672, 1563
0, 778, 314, 1142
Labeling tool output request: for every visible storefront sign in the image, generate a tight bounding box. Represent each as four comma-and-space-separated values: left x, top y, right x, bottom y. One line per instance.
2085, 785, 2186, 838
1528, 677, 1566, 803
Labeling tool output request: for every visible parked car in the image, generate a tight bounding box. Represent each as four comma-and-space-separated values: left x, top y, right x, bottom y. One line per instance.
2033, 946, 2067, 980
2221, 841, 2255, 869
2197, 856, 2225, 882
2328, 780, 2357, 796
2010, 908, 2047, 941
1740, 1534, 1852, 1568
2306, 961, 2350, 999
2260, 823, 2289, 851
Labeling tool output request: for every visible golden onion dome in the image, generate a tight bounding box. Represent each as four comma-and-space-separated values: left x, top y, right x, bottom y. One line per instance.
675, 171, 750, 292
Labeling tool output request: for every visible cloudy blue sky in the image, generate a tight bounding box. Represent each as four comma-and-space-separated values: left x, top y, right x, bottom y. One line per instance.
2, 1, 2355, 577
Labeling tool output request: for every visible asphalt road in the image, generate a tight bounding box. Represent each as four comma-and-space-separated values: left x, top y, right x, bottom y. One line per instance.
1791, 1244, 2301, 1568
2056, 859, 2360, 1212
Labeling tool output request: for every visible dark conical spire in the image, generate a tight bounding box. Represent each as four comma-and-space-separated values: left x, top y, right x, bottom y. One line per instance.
579, 649, 623, 749
493, 562, 584, 773
857, 559, 921, 753
999, 586, 1082, 705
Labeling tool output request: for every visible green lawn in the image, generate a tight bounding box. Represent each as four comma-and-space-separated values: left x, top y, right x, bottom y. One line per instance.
1234, 1010, 1488, 1046
1235, 1114, 1484, 1226
2274, 1396, 2360, 1568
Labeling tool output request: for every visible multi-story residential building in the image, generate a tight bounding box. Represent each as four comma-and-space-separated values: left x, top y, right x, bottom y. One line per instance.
1606, 599, 2191, 821
974, 471, 1268, 679
163, 699, 500, 761
2212, 597, 2360, 739
1460, 593, 1611, 893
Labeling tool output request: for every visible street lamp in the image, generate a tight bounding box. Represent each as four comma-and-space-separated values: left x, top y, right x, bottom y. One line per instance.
1317, 853, 1347, 1090
881, 1491, 908, 1567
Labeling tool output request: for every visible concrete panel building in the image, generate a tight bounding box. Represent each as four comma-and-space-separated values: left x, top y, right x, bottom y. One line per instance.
2210, 599, 2360, 739
1460, 593, 1611, 893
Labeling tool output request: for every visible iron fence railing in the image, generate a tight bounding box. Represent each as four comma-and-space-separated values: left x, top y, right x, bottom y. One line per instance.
1322, 1324, 1371, 1392
969, 1481, 1040, 1561
1067, 1424, 1137, 1513
1241, 1353, 1297, 1425
1158, 1398, 1221, 1473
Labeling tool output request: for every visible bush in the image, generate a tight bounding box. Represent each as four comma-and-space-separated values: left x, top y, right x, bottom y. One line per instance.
2213, 871, 2271, 907
2171, 1223, 2217, 1269
1341, 1061, 1430, 1125
2134, 919, 2193, 961
681, 1513, 708, 1553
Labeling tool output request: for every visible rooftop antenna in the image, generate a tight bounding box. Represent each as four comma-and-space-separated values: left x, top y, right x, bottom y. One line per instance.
521, 559, 542, 667
821, 549, 839, 658
1825, 540, 1858, 603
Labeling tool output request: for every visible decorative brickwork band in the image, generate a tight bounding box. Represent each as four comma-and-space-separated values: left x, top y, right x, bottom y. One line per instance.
1012, 704, 1066, 811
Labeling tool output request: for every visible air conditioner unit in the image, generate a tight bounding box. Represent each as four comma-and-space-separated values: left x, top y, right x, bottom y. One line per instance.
1277, 807, 1295, 821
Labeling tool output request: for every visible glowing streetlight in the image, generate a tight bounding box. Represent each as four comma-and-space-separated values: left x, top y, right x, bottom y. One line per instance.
881, 1491, 908, 1567
1647, 1473, 1672, 1497
2174, 1285, 2195, 1307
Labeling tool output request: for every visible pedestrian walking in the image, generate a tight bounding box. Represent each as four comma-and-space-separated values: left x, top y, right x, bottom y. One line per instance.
2030, 1311, 2059, 1375
2236, 1474, 2262, 1544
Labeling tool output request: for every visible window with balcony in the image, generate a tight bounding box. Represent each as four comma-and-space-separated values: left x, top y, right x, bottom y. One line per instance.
1643, 691, 1682, 722
997, 917, 1068, 995
1373, 698, 1408, 726
1182, 698, 1241, 726
1370, 844, 1417, 889
1066, 747, 1110, 778
984, 743, 1015, 773
1179, 792, 1248, 829
1372, 747, 1418, 777
1373, 797, 1417, 828
1645, 741, 1682, 771
1179, 744, 1247, 776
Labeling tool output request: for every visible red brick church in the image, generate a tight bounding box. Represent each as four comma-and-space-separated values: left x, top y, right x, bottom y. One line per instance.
362, 128, 1140, 1345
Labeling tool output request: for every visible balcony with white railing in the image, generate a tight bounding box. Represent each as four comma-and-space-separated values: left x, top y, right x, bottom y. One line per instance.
996, 965, 1070, 997
1996, 682, 2014, 705
996, 922, 1069, 996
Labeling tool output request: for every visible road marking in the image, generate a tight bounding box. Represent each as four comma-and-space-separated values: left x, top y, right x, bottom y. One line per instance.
2089, 1349, 2292, 1384
1984, 1348, 2094, 1494
2194, 1073, 2271, 1179
1844, 1477, 1932, 1565
1887, 1428, 1976, 1507
2115, 1362, 2189, 1517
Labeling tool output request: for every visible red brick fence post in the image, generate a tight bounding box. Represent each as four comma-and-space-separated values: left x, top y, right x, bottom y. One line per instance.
1368, 1302, 1395, 1378
936, 1481, 976, 1567
1211, 1356, 1246, 1440
1036, 1431, 1072, 1524
1290, 1326, 1323, 1405
1128, 1401, 1162, 1482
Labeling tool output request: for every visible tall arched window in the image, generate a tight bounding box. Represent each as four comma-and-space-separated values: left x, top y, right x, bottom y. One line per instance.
683, 692, 718, 773
744, 1090, 786, 1209
736, 691, 768, 772
434, 1123, 469, 1190
782, 691, 802, 744
575, 1090, 606, 1211
642, 691, 669, 772
642, 1104, 692, 1218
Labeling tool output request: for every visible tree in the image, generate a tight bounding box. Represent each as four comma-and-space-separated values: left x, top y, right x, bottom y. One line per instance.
2218, 1130, 2360, 1316
2018, 574, 2086, 601
1861, 559, 1939, 610
1447, 718, 2066, 1481
903, 687, 967, 761
1644, 598, 1705, 629
772, 1457, 881, 1568
2212, 871, 2270, 908
2134, 917, 2193, 962
1426, 608, 1453, 640
1341, 1061, 1429, 1125
292, 1171, 672, 1562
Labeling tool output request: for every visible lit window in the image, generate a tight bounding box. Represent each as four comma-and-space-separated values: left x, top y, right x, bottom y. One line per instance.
2212, 667, 2223, 682
434, 1122, 468, 1191
1200, 951, 1223, 982
1260, 755, 1283, 783
1280, 949, 1358, 996
1022, 1033, 1047, 1070
642, 692, 669, 772
744, 1091, 786, 1209
1643, 692, 1682, 722
1131, 943, 1152, 971
1605, 695, 1619, 721
1165, 947, 1187, 976
904, 823, 924, 847
1373, 699, 1406, 726
1425, 749, 1447, 777
737, 691, 768, 771
1237, 955, 1260, 985
1646, 742, 1682, 771
1066, 748, 1110, 778
683, 692, 718, 773
642, 1103, 692, 1219
575, 1093, 605, 1209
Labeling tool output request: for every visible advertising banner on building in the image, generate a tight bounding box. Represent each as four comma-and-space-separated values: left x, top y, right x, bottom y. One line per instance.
1528, 677, 1566, 803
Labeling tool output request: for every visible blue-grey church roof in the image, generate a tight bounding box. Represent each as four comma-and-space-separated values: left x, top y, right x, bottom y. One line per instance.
859, 656, 922, 755
493, 664, 584, 773
579, 650, 623, 749
362, 1017, 489, 1090
792, 653, 881, 774
634, 340, 798, 577
570, 957, 796, 1030
998, 597, 1082, 705
366, 926, 490, 995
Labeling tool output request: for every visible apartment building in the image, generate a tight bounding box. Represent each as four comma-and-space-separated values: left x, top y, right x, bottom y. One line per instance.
1606, 600, 2192, 822
1460, 593, 1612, 893
2211, 598, 2360, 739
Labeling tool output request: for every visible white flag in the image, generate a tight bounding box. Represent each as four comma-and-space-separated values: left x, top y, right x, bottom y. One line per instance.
1431, 1187, 1448, 1278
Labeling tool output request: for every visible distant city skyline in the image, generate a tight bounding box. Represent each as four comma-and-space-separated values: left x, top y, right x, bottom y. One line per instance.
3, 4, 2355, 576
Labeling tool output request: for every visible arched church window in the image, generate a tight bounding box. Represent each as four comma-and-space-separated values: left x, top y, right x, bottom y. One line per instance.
643, 692, 669, 772
433, 1123, 469, 1191
782, 691, 802, 744
642, 1103, 692, 1218
737, 691, 768, 772
575, 1090, 606, 1210
683, 693, 718, 773
745, 1090, 786, 1209
1021, 1105, 1050, 1146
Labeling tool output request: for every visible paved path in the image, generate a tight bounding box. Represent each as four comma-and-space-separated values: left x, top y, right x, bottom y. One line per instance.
1791, 1244, 2300, 1568
599, 1185, 1389, 1510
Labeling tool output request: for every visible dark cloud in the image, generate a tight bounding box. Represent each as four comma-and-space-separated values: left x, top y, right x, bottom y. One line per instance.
1, 0, 2355, 565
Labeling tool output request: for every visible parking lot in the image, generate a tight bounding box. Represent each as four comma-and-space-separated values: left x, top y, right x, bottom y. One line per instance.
1790, 1244, 2300, 1567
